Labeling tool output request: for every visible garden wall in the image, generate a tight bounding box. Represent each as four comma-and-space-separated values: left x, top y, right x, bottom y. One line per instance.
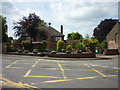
48, 53, 96, 58
104, 49, 119, 55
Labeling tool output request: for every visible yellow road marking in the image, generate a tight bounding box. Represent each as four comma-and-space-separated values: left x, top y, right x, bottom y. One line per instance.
24, 70, 32, 77
32, 61, 39, 68
85, 64, 107, 77
76, 76, 99, 80
7, 67, 23, 69
43, 79, 73, 83
1, 76, 39, 88
106, 75, 118, 77
24, 60, 40, 77
57, 62, 67, 79
5, 60, 19, 68
27, 75, 62, 78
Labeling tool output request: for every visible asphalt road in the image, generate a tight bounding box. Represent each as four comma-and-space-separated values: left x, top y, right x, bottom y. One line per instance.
1, 54, 119, 88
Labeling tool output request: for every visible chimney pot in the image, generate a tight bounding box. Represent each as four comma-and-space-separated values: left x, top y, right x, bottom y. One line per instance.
61, 25, 63, 34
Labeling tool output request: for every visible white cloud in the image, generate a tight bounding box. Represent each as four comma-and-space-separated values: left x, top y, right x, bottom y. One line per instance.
1, 0, 118, 39
50, 1, 118, 28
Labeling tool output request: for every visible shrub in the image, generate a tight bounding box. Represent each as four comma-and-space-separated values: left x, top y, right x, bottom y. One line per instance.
6, 45, 17, 52
66, 45, 72, 51
57, 40, 64, 51
75, 43, 84, 51
33, 49, 38, 54
36, 41, 48, 52
66, 51, 71, 54
51, 51, 57, 54
21, 40, 32, 51
24, 50, 29, 53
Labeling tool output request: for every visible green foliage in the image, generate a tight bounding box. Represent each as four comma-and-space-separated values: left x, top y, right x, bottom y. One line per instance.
57, 40, 64, 51
96, 40, 108, 49
75, 43, 84, 50
51, 51, 57, 54
66, 45, 72, 51
82, 38, 91, 47
67, 32, 83, 40
24, 50, 29, 53
36, 41, 48, 52
6, 45, 17, 52
8, 37, 13, 43
82, 38, 98, 47
33, 49, 38, 53
1, 15, 9, 43
21, 40, 32, 51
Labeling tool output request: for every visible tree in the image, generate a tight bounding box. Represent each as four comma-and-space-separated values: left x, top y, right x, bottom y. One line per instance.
67, 33, 72, 40
13, 13, 41, 41
40, 20, 47, 27
96, 40, 108, 49
82, 38, 98, 53
66, 45, 72, 51
67, 32, 83, 40
75, 43, 84, 50
93, 19, 118, 42
57, 40, 64, 51
21, 40, 32, 51
8, 37, 13, 43
1, 15, 8, 43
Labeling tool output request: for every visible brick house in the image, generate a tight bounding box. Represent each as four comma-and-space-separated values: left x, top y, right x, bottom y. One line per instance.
35, 25, 64, 50
106, 22, 120, 54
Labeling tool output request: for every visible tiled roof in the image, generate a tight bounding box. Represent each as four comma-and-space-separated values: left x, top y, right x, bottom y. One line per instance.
39, 26, 64, 37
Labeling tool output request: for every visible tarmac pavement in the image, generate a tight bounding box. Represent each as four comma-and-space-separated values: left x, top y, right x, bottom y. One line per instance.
1, 54, 119, 89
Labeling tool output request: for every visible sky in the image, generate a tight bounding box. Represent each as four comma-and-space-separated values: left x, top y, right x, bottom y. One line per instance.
1, 0, 119, 39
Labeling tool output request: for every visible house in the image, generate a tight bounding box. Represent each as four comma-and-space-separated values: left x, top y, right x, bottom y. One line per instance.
106, 22, 120, 54
35, 25, 64, 50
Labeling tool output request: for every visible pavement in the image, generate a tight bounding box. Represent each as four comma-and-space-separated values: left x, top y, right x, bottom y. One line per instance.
1, 54, 119, 89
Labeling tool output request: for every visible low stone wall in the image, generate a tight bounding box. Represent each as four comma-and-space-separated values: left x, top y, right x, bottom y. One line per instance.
104, 49, 119, 55
4, 52, 45, 56
48, 53, 96, 58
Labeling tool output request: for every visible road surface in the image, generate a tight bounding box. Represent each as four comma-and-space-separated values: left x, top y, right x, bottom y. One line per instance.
1, 54, 119, 89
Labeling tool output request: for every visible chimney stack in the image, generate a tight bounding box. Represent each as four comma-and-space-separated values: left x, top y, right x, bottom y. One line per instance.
61, 25, 63, 34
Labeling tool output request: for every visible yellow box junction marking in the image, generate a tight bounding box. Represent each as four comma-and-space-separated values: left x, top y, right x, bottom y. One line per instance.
26, 75, 62, 78
2, 76, 39, 89
5, 60, 20, 68
43, 79, 73, 83
84, 64, 107, 77
24, 60, 63, 79
24, 60, 39, 77
57, 62, 67, 79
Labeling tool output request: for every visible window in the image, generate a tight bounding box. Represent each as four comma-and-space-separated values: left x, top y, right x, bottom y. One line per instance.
55, 37, 62, 41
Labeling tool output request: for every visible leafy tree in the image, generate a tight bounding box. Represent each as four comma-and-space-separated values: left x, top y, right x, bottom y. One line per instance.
21, 40, 32, 51
36, 41, 48, 52
1, 15, 8, 43
75, 43, 84, 50
57, 40, 64, 51
67, 32, 83, 40
96, 40, 108, 49
82, 38, 98, 53
8, 37, 13, 43
66, 45, 72, 51
82, 38, 91, 47
13, 13, 41, 41
93, 19, 118, 42
40, 20, 47, 27
67, 33, 72, 40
